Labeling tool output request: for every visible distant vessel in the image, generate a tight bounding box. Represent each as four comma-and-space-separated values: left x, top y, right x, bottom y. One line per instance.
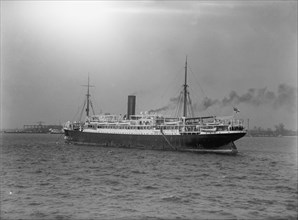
64, 58, 246, 154
49, 128, 64, 134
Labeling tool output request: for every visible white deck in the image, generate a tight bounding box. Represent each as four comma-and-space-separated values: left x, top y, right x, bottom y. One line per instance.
81, 128, 246, 136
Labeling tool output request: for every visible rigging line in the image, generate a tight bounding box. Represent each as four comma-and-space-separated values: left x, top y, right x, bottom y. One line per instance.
166, 87, 184, 117
71, 106, 80, 122
178, 91, 184, 117
173, 91, 182, 117
89, 100, 96, 115
188, 86, 212, 116
156, 85, 181, 117
79, 99, 87, 122
72, 86, 89, 121
178, 93, 182, 117
172, 91, 179, 117
188, 66, 218, 115
156, 67, 185, 111
187, 92, 195, 117
89, 86, 100, 115
72, 101, 85, 122
175, 91, 184, 118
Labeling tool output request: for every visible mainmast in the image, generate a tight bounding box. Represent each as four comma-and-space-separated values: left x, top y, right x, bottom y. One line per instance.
183, 56, 188, 117
86, 75, 90, 117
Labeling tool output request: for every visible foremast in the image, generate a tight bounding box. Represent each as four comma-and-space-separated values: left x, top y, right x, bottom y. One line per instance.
183, 56, 188, 117
86, 75, 91, 117
82, 74, 95, 118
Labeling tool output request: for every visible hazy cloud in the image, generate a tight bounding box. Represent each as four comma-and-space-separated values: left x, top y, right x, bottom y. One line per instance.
1, 1, 297, 129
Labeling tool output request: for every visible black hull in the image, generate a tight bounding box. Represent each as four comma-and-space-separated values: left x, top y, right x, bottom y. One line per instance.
64, 130, 246, 154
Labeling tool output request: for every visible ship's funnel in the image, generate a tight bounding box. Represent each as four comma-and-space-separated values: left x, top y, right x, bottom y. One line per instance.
127, 95, 136, 119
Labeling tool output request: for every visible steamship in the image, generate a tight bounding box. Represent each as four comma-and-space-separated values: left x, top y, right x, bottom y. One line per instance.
64, 59, 246, 154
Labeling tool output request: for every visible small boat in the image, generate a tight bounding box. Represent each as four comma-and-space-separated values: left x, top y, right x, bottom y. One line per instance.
49, 128, 64, 134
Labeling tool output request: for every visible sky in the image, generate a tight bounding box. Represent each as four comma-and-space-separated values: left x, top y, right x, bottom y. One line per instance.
1, 0, 297, 130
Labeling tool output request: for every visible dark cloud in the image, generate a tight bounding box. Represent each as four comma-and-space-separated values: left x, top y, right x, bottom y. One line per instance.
273, 84, 297, 112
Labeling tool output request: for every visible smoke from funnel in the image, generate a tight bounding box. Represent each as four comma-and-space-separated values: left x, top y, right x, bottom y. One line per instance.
149, 83, 297, 114
148, 95, 181, 114
194, 83, 297, 112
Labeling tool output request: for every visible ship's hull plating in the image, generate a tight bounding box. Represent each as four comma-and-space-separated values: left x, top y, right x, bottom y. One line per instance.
64, 130, 246, 154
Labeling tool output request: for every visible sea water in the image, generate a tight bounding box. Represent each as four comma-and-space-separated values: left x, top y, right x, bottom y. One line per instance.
1, 133, 297, 219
